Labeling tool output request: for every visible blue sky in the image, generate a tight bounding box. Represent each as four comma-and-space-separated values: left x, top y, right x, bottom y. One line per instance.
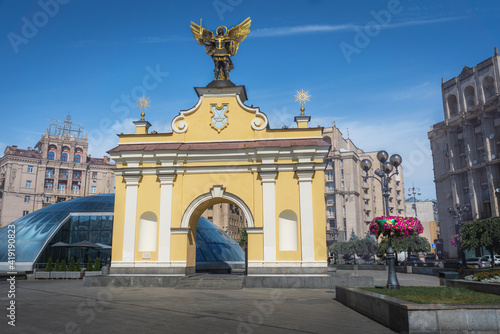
1, 0, 499, 201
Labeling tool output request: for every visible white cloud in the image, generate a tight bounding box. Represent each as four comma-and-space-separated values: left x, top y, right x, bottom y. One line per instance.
251, 17, 462, 38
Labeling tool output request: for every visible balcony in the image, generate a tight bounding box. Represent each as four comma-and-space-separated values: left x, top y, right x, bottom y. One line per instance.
59, 174, 68, 180
327, 212, 335, 218
45, 173, 54, 178
44, 188, 53, 193
57, 189, 67, 194
326, 200, 334, 206
72, 189, 80, 195
73, 174, 82, 180
325, 188, 334, 194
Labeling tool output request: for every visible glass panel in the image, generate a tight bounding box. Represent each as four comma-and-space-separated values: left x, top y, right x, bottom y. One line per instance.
100, 231, 112, 245
89, 231, 100, 243
78, 216, 89, 230
78, 231, 89, 241
101, 216, 113, 230
90, 216, 101, 230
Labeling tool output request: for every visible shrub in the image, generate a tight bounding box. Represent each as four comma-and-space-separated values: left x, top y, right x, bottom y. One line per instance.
45, 257, 53, 272
86, 259, 93, 272
75, 259, 81, 272
68, 257, 75, 271
54, 259, 61, 271
60, 259, 67, 271
93, 257, 101, 271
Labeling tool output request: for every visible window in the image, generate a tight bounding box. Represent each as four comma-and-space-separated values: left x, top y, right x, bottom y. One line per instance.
91, 186, 96, 194
341, 181, 345, 190
26, 180, 32, 188
44, 180, 53, 189
464, 86, 475, 109
22, 210, 29, 216
43, 196, 52, 204
61, 153, 68, 161
24, 195, 30, 203
341, 169, 344, 179
327, 183, 334, 192
92, 172, 98, 180
396, 181, 400, 187
326, 171, 333, 181
327, 195, 334, 206
73, 171, 82, 180
48, 152, 55, 160
342, 206, 346, 216
340, 160, 343, 168
328, 207, 335, 218
46, 168, 54, 178
27, 165, 33, 173
74, 155, 81, 163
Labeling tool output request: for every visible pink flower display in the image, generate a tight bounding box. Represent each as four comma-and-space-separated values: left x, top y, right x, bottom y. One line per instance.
450, 234, 461, 247
369, 216, 424, 238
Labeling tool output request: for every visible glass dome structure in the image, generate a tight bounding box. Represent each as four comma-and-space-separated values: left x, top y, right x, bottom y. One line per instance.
0, 194, 244, 273
195, 216, 245, 272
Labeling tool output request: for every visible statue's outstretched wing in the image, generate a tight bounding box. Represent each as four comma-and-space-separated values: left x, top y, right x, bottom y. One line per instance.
227, 17, 251, 56
190, 20, 214, 53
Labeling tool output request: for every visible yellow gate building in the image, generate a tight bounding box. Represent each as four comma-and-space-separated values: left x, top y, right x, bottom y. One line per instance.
108, 85, 330, 275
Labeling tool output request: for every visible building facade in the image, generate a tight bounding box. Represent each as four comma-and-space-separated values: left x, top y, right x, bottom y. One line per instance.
0, 116, 115, 227
323, 123, 406, 245
428, 47, 500, 258
405, 199, 440, 255
201, 203, 247, 242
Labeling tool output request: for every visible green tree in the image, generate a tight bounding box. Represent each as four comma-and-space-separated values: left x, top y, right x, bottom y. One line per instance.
93, 257, 101, 271
86, 258, 93, 272
238, 228, 248, 245
68, 257, 75, 271
45, 257, 53, 272
75, 259, 82, 272
60, 259, 67, 271
377, 235, 431, 260
54, 259, 61, 271
461, 217, 500, 267
355, 236, 378, 262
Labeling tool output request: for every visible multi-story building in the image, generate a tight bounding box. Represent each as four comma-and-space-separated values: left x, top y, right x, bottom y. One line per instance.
0, 115, 115, 227
428, 47, 500, 258
405, 199, 440, 255
323, 123, 406, 245
201, 203, 247, 242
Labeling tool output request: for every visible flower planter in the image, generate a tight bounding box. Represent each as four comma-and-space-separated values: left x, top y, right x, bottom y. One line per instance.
84, 271, 102, 277
66, 271, 82, 279
35, 271, 51, 279
51, 271, 66, 279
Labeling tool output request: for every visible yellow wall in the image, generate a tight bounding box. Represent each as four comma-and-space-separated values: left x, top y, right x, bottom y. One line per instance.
111, 92, 328, 267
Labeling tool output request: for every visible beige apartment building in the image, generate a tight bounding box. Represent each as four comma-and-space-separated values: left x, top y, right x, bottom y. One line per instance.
201, 203, 247, 242
405, 199, 440, 255
0, 116, 115, 227
323, 124, 406, 245
428, 47, 500, 258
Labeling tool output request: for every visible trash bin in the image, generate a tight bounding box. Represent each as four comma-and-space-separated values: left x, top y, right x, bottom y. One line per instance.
439, 271, 459, 286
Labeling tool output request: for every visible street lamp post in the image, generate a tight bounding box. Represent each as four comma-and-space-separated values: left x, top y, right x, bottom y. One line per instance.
360, 150, 402, 289
408, 184, 421, 218
448, 203, 470, 264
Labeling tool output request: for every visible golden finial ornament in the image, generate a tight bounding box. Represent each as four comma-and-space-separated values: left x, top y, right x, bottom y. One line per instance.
294, 89, 311, 115
136, 96, 151, 119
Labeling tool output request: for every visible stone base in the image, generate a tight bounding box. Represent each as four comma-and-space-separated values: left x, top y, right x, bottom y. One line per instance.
109, 266, 195, 275
247, 266, 328, 275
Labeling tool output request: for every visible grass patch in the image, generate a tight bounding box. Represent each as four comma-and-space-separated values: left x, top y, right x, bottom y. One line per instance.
361, 286, 500, 304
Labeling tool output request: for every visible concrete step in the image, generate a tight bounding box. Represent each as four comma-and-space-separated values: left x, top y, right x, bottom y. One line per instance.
176, 275, 244, 290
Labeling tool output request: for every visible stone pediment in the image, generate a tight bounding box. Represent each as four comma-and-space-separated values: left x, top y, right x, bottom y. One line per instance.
459, 66, 474, 78
171, 86, 268, 142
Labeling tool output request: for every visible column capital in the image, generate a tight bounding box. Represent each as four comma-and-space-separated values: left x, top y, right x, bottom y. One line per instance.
158, 174, 176, 185
260, 171, 277, 183
296, 170, 314, 181
123, 175, 140, 186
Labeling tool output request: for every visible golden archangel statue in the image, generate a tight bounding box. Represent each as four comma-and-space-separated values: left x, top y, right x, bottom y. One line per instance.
190, 17, 251, 84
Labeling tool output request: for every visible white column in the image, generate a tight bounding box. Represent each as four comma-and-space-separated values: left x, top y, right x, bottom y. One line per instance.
260, 172, 277, 262
297, 170, 315, 262
158, 175, 175, 263
122, 175, 140, 262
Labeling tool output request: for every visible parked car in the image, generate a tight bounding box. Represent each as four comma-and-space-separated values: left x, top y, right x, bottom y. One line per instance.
494, 255, 500, 265
404, 255, 422, 264
465, 257, 492, 268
